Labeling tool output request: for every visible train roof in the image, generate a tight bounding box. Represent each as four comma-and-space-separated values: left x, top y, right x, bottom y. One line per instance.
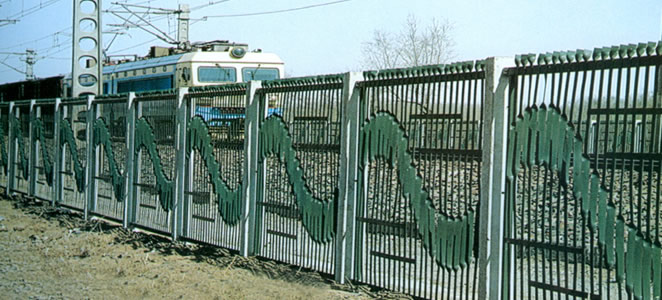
179, 51, 284, 65
102, 50, 283, 75
103, 54, 185, 74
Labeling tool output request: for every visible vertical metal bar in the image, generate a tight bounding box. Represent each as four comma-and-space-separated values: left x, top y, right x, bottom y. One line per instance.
124, 92, 137, 229
335, 72, 363, 283
173, 87, 189, 240
478, 57, 515, 300
28, 100, 36, 197
52, 98, 61, 207
242, 80, 262, 257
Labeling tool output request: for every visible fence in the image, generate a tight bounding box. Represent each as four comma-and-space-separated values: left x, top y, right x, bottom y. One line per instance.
0, 42, 661, 300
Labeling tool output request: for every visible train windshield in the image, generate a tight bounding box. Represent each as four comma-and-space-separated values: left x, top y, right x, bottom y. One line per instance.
242, 68, 279, 81
198, 66, 237, 82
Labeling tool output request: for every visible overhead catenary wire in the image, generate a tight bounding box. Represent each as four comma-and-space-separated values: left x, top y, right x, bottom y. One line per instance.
106, 17, 205, 54
202, 0, 351, 18
2, 0, 64, 22
0, 60, 27, 75
0, 26, 71, 51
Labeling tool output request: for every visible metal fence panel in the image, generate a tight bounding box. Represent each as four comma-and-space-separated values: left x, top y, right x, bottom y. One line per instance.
33, 100, 56, 202
58, 99, 88, 211
89, 96, 128, 222
11, 102, 31, 196
354, 64, 485, 299
253, 76, 344, 275
182, 85, 248, 250
131, 92, 178, 234
504, 48, 662, 299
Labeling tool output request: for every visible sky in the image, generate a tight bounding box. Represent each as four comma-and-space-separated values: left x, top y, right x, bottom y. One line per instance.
0, 0, 661, 84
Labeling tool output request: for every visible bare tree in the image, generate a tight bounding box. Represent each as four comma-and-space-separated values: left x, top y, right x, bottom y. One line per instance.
362, 15, 455, 69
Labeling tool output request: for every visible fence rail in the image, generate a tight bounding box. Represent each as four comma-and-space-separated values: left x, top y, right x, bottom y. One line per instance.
0, 41, 661, 300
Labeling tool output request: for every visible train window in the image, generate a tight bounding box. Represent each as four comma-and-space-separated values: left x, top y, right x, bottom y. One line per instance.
198, 66, 236, 82
142, 69, 147, 75
133, 70, 136, 76
123, 71, 127, 77
242, 68, 280, 81
117, 76, 173, 93
152, 67, 157, 73
163, 66, 167, 72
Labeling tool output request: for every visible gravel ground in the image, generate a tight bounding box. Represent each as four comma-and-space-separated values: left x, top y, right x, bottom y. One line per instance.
0, 195, 412, 300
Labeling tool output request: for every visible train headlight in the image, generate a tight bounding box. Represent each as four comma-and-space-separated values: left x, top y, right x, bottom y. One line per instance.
230, 47, 246, 58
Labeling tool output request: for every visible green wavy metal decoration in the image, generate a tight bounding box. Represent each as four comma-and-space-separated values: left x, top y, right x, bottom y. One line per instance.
358, 113, 475, 271
60, 119, 85, 193
507, 106, 662, 299
93, 117, 125, 202
32, 117, 54, 186
134, 117, 174, 211
0, 116, 7, 174
11, 113, 29, 179
259, 115, 335, 244
186, 116, 242, 225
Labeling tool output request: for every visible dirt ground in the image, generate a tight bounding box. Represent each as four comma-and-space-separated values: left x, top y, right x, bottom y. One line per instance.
0, 196, 404, 300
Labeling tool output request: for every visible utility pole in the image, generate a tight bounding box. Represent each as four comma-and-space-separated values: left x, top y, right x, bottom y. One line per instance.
72, 0, 103, 97
177, 4, 190, 50
0, 49, 40, 80
22, 49, 36, 80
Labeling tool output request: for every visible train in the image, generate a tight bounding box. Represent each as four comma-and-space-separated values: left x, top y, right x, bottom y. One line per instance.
95, 40, 284, 94
1, 40, 284, 99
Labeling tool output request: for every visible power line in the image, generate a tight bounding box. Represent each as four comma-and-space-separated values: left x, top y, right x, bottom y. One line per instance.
3, 0, 64, 21
203, 0, 351, 18
111, 37, 159, 53
0, 60, 25, 75
108, 16, 206, 54
190, 0, 231, 11
0, 26, 70, 50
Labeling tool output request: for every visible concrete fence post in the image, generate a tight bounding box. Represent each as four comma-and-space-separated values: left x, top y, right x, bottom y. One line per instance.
28, 100, 37, 198
182, 91, 196, 239
334, 72, 363, 283
6, 101, 15, 196
241, 80, 262, 257
173, 87, 189, 240
84, 95, 95, 220
52, 98, 61, 206
478, 56, 515, 300
124, 92, 137, 229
